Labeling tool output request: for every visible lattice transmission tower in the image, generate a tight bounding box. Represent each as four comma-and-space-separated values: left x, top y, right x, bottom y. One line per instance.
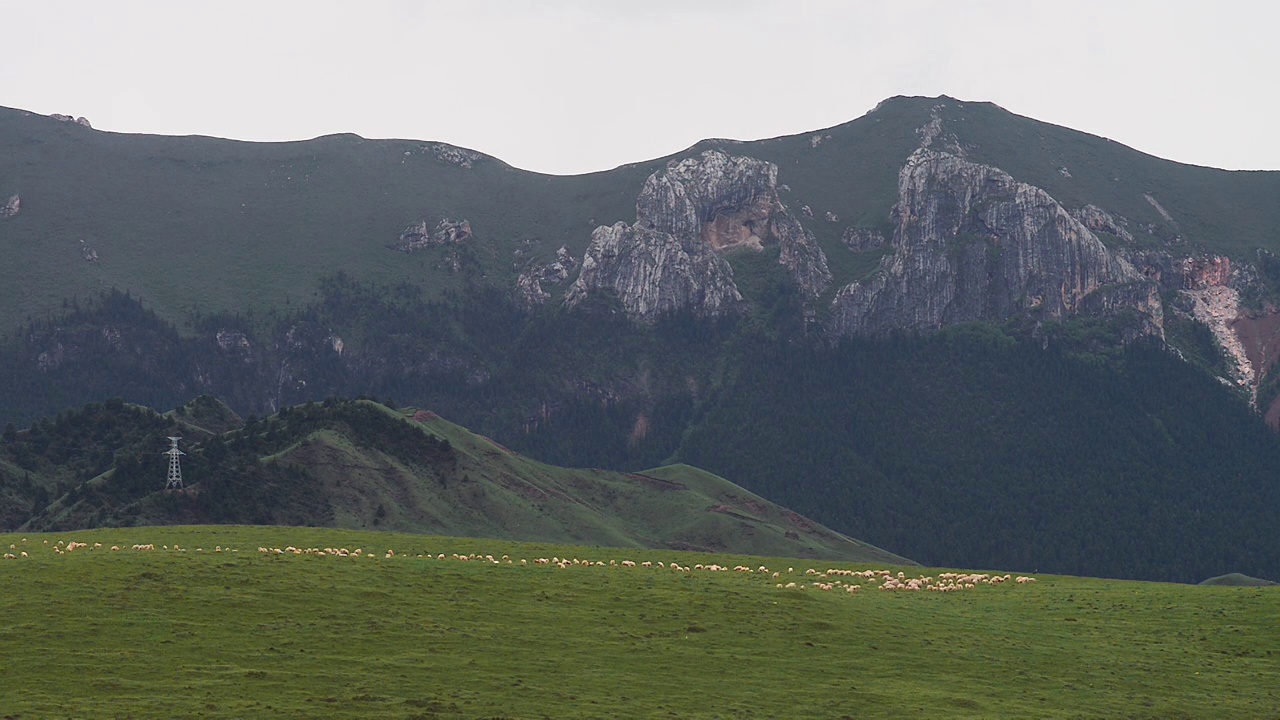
165, 436, 185, 489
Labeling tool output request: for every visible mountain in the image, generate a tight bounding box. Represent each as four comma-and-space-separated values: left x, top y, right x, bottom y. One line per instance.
0, 396, 906, 563
2, 96, 1279, 582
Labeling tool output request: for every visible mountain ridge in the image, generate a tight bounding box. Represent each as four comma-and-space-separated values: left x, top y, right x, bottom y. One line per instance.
3, 96, 1280, 583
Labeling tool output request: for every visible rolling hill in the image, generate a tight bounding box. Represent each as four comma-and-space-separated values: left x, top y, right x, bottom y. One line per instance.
0, 396, 906, 564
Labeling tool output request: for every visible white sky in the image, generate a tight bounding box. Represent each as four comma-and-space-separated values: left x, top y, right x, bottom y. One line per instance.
2, 0, 1277, 175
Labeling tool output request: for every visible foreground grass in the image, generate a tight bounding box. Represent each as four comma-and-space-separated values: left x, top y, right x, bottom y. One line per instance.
1, 527, 1277, 719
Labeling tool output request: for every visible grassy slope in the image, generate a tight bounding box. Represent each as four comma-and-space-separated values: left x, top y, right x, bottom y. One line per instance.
7, 399, 902, 563
1, 526, 1276, 719
940, 100, 1280, 257
304, 407, 907, 562
0, 105, 655, 334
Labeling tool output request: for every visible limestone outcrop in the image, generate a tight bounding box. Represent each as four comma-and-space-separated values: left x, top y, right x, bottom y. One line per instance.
565, 150, 830, 321
427, 143, 482, 168
1070, 204, 1134, 243
841, 227, 886, 252
390, 218, 472, 252
830, 149, 1162, 337
49, 114, 91, 128
517, 246, 580, 307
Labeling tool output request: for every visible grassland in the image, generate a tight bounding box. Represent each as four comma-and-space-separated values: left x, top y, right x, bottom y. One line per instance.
2, 526, 1276, 719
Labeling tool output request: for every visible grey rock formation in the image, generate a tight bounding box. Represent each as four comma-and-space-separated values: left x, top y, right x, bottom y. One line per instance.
1071, 204, 1134, 243
842, 227, 886, 252
49, 114, 92, 128
0, 194, 18, 218
390, 218, 472, 252
566, 150, 830, 320
772, 212, 831, 299
215, 330, 252, 352
517, 246, 580, 307
830, 149, 1161, 337
427, 143, 482, 168
567, 221, 743, 320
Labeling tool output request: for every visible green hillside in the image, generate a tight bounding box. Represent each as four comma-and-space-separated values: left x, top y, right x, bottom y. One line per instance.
3, 288, 1279, 582
0, 105, 654, 335
936, 99, 1280, 258
2, 526, 1277, 718
1200, 573, 1278, 587
0, 397, 904, 564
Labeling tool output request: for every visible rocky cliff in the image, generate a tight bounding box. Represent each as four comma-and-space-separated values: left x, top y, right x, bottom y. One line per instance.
830, 149, 1163, 338
565, 150, 829, 321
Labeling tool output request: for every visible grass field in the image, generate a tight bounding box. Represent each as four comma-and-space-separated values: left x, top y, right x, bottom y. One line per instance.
1, 527, 1276, 719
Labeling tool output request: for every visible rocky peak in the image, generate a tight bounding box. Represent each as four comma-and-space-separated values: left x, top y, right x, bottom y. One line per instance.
830, 148, 1162, 337
1, 194, 18, 218
565, 150, 830, 321
49, 114, 92, 128
636, 150, 778, 250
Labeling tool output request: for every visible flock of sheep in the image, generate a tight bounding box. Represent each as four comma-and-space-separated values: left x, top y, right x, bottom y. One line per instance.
4, 537, 1039, 596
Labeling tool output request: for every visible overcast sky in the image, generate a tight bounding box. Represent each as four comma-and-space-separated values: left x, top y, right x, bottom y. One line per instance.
3, 1, 1276, 175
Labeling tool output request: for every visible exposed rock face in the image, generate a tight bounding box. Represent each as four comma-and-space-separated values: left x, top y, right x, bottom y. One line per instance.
567, 221, 743, 320
566, 150, 830, 321
1164, 255, 1262, 394
216, 330, 250, 351
1144, 193, 1177, 226
1181, 283, 1250, 388
772, 212, 831, 299
427, 143, 482, 168
0, 194, 18, 218
842, 227, 886, 252
516, 246, 580, 307
390, 218, 472, 252
830, 149, 1161, 337
1071, 204, 1134, 243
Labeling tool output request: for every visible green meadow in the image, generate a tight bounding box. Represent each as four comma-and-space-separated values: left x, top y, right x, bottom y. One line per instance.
1, 526, 1277, 719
